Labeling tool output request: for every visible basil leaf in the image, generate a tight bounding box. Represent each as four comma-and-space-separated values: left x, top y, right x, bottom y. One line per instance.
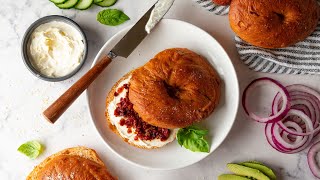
190, 128, 208, 136
176, 126, 210, 153
97, 9, 130, 26
17, 141, 43, 159
177, 128, 187, 146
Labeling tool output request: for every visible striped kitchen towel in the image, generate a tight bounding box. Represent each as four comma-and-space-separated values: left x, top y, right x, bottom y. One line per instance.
194, 0, 320, 74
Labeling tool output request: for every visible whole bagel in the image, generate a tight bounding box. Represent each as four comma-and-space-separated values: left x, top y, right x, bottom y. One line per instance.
229, 0, 320, 48
129, 48, 221, 129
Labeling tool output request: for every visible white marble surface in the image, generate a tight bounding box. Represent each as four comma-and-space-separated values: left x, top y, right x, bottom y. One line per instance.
0, 0, 319, 179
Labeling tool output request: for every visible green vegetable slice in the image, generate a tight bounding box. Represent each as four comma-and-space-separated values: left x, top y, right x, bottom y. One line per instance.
176, 125, 210, 153
93, 0, 104, 3
240, 162, 276, 180
97, 9, 130, 26
17, 141, 43, 159
95, 0, 117, 7
50, 0, 68, 4
227, 164, 270, 180
55, 0, 79, 9
75, 0, 93, 10
218, 174, 251, 180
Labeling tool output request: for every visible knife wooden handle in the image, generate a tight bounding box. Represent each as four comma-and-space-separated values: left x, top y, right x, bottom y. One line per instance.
43, 55, 112, 124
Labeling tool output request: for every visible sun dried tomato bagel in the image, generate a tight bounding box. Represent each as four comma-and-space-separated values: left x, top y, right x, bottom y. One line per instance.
229, 0, 320, 48
129, 48, 221, 129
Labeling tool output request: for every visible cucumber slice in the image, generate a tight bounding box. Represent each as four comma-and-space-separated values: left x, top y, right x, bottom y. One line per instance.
50, 0, 68, 4
75, 0, 93, 10
56, 0, 79, 9
94, 0, 103, 3
95, 0, 117, 7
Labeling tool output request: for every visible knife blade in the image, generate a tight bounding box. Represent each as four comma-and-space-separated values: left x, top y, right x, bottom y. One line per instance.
109, 4, 156, 58
145, 0, 175, 34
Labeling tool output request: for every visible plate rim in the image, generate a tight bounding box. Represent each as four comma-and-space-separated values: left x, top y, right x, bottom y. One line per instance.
86, 18, 240, 170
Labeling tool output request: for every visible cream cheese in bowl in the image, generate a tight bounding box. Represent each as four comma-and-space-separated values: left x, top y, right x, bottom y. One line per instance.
29, 21, 85, 78
22, 15, 87, 82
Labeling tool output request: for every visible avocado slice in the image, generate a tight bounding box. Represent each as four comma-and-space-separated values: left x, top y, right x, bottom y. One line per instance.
240, 162, 276, 180
245, 160, 264, 165
218, 174, 251, 180
227, 163, 270, 180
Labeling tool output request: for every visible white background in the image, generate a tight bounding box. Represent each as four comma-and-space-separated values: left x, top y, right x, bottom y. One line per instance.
1, 0, 319, 179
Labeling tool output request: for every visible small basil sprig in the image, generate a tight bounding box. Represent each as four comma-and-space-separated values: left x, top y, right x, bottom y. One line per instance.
97, 9, 130, 26
17, 141, 43, 159
177, 126, 210, 153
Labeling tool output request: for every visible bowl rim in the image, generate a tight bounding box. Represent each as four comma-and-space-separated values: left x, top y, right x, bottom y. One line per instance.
21, 15, 88, 82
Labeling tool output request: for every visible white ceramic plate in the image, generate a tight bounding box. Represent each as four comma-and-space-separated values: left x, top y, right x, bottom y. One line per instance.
86, 19, 239, 170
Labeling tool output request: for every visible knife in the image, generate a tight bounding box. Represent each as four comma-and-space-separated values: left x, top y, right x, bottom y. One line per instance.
43, 4, 160, 124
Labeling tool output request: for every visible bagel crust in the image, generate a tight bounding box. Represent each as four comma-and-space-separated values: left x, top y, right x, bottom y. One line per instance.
26, 147, 116, 180
129, 48, 221, 129
229, 0, 320, 48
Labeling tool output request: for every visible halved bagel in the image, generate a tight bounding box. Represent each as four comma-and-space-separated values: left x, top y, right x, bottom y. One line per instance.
27, 147, 116, 180
129, 48, 221, 129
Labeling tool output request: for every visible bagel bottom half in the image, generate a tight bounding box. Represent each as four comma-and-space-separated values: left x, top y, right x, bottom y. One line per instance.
105, 72, 178, 149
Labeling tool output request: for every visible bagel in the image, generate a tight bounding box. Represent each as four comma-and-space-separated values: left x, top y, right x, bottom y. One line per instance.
129, 48, 221, 129
27, 147, 116, 180
105, 48, 220, 149
229, 0, 320, 48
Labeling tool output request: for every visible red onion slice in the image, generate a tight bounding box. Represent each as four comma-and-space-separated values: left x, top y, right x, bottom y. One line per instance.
288, 85, 320, 136
265, 123, 287, 153
274, 98, 316, 125
290, 93, 320, 127
277, 109, 319, 136
272, 122, 310, 151
247, 79, 320, 156
272, 88, 320, 136
308, 141, 320, 178
281, 121, 303, 143
242, 77, 291, 123
273, 95, 317, 124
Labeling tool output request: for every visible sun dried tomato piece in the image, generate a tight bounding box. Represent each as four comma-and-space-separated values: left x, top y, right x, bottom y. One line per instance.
114, 84, 171, 141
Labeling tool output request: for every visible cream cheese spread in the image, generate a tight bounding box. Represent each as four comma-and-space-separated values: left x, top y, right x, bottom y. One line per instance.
107, 76, 179, 148
29, 21, 84, 77
145, 0, 175, 33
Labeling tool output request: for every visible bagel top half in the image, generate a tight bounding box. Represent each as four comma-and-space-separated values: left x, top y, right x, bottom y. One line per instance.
129, 48, 221, 129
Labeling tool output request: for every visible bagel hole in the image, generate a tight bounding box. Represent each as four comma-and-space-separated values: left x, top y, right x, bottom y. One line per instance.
163, 81, 180, 99
273, 12, 285, 21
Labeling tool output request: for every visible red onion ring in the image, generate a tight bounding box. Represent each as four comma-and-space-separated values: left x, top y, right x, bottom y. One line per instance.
265, 123, 287, 153
277, 109, 319, 136
244, 79, 320, 156
244, 78, 320, 177
274, 97, 316, 126
308, 141, 320, 178
287, 85, 320, 136
271, 86, 320, 136
281, 121, 303, 143
272, 120, 310, 152
242, 77, 291, 123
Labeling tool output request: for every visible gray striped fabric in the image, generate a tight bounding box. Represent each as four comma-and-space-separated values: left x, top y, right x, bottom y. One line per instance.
194, 0, 229, 15
194, 0, 320, 74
